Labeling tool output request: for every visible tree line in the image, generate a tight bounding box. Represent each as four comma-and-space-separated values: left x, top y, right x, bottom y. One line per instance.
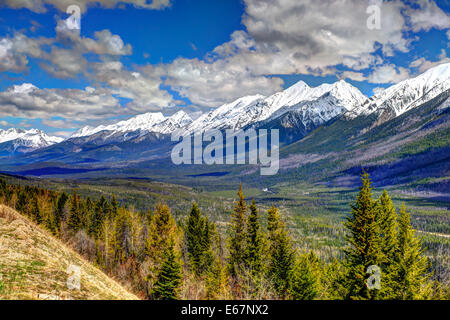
0, 172, 446, 299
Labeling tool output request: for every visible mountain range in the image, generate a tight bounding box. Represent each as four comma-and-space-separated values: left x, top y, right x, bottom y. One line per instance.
0, 128, 63, 156
0, 62, 449, 195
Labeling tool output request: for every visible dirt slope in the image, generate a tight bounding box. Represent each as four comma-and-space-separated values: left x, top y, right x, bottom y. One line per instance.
0, 204, 139, 300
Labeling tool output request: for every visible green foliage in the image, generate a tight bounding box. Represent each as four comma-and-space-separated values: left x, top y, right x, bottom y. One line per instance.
227, 184, 247, 279
343, 172, 384, 300
185, 203, 213, 276
267, 206, 295, 297
391, 203, 432, 299
151, 242, 183, 300
244, 199, 264, 275
29, 196, 42, 224
67, 190, 82, 233
290, 252, 319, 300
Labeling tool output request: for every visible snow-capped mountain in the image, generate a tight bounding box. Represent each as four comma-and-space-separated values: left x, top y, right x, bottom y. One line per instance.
71, 110, 192, 138
348, 62, 450, 120
264, 80, 367, 124
186, 94, 265, 132
0, 128, 64, 154
187, 79, 366, 133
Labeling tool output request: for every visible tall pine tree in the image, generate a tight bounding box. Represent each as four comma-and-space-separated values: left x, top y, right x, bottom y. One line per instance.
227, 184, 247, 280
151, 241, 183, 300
244, 198, 264, 274
67, 190, 82, 233
392, 203, 432, 299
343, 172, 383, 300
185, 203, 213, 276
266, 206, 295, 298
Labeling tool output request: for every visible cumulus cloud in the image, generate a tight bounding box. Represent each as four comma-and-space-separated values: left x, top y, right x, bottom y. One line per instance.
238, 0, 409, 75
409, 49, 450, 73
92, 60, 175, 112
162, 55, 284, 108
368, 64, 410, 84
0, 33, 49, 72
338, 71, 367, 82
1, 0, 171, 13
405, 0, 450, 32
0, 83, 123, 121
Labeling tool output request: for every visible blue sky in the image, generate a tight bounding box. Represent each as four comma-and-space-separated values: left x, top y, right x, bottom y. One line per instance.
0, 0, 449, 136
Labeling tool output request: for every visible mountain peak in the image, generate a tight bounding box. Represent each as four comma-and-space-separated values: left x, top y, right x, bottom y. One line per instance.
0, 127, 63, 153
349, 62, 450, 119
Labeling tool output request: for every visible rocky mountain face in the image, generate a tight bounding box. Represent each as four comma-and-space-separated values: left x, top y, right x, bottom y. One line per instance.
0, 128, 63, 155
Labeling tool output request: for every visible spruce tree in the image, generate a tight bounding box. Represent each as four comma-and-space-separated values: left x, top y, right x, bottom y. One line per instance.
227, 184, 247, 279
89, 199, 105, 238
67, 190, 82, 233
290, 252, 318, 300
343, 172, 383, 300
53, 192, 68, 230
15, 190, 27, 213
244, 198, 264, 275
392, 203, 432, 299
377, 190, 398, 298
185, 203, 212, 276
266, 206, 295, 298
152, 242, 183, 300
378, 190, 398, 262
205, 256, 229, 299
30, 196, 42, 224
146, 203, 178, 293
110, 194, 119, 218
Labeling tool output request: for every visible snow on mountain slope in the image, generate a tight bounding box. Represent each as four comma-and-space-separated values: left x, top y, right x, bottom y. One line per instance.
348, 62, 450, 119
0, 128, 63, 152
152, 110, 193, 134
266, 80, 367, 125
70, 111, 193, 138
186, 95, 265, 132
187, 80, 366, 132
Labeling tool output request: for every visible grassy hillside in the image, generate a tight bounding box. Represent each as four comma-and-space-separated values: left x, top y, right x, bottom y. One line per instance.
0, 204, 139, 300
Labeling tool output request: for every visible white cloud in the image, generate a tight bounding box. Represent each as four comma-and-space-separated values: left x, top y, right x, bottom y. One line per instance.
0, 33, 49, 72
2, 0, 171, 13
405, 0, 450, 32
0, 83, 122, 121
238, 0, 409, 75
409, 49, 450, 73
368, 64, 410, 84
372, 87, 385, 95
0, 120, 14, 127
338, 71, 367, 82
162, 56, 284, 108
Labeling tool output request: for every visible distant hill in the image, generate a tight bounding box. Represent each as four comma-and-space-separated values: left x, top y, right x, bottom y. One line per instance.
0, 204, 139, 300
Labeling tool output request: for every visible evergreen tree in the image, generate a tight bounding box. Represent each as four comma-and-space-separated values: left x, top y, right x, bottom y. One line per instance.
227, 184, 247, 279
392, 203, 432, 299
377, 190, 398, 298
15, 190, 27, 213
343, 172, 384, 300
89, 198, 105, 238
266, 206, 295, 298
185, 203, 212, 276
290, 252, 318, 300
205, 256, 229, 299
244, 198, 264, 274
30, 196, 42, 224
67, 190, 82, 233
53, 192, 68, 230
378, 190, 398, 262
110, 194, 119, 218
145, 203, 178, 293
152, 242, 183, 300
